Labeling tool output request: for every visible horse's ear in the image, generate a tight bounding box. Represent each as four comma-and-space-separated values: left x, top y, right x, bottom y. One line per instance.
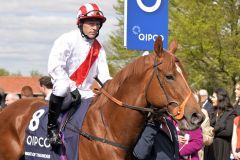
168, 39, 178, 54
154, 36, 163, 57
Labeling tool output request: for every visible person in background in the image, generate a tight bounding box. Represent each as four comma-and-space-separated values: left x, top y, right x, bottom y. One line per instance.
175, 122, 203, 160
21, 86, 34, 98
198, 109, 214, 160
192, 90, 214, 160
47, 3, 111, 147
0, 88, 5, 109
5, 93, 20, 106
199, 89, 213, 116
133, 116, 179, 160
234, 82, 240, 115
205, 88, 236, 160
232, 115, 240, 160
39, 76, 53, 101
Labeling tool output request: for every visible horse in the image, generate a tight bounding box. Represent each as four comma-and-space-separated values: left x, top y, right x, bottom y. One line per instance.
0, 37, 204, 160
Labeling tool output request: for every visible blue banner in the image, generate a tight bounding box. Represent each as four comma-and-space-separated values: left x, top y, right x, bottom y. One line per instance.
124, 0, 168, 50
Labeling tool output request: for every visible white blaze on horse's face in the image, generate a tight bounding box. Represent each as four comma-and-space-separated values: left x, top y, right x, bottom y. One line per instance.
175, 64, 190, 91
175, 64, 182, 74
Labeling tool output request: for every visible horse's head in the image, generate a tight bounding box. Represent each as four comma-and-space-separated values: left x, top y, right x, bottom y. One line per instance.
146, 36, 204, 130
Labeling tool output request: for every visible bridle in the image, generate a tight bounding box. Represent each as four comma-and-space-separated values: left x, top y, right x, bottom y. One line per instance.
94, 55, 190, 119
148, 56, 192, 120
74, 55, 191, 151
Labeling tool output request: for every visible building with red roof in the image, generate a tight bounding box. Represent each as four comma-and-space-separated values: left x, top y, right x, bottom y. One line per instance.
0, 76, 42, 96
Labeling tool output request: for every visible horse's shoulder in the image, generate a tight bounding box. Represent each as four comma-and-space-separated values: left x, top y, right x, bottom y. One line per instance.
3, 98, 48, 117
18, 97, 47, 106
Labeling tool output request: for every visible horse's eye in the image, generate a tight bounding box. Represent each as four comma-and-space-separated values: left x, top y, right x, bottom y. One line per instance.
166, 75, 175, 80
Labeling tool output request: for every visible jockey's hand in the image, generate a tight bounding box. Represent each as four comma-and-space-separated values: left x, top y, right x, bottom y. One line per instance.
71, 89, 81, 107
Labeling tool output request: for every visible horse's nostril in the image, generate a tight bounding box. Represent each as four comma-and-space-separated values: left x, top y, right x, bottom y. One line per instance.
190, 113, 204, 126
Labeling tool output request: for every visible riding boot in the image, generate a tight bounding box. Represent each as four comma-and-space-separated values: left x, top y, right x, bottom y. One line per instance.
47, 93, 64, 147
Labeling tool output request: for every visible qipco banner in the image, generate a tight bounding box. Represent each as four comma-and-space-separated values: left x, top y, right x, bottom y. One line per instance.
124, 0, 168, 50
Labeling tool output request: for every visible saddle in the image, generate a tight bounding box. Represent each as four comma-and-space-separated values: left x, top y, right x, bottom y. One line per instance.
24, 98, 92, 160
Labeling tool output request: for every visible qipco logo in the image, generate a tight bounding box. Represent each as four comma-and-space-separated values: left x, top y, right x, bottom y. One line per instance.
136, 0, 161, 12
132, 26, 164, 42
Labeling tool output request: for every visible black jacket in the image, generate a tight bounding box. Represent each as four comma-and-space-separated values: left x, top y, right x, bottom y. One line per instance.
205, 109, 237, 160
133, 118, 179, 160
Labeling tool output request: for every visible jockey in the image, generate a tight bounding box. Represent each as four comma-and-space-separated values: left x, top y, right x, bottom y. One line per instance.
47, 3, 111, 147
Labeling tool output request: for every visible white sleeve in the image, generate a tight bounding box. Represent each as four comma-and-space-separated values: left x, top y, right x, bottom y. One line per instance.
48, 35, 76, 96
97, 48, 112, 85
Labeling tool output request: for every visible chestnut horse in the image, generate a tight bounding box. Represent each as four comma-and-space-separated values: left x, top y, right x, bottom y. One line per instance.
0, 37, 204, 160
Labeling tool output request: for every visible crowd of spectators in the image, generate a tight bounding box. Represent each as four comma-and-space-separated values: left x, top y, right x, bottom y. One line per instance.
133, 83, 240, 160
0, 76, 52, 109
181, 84, 240, 160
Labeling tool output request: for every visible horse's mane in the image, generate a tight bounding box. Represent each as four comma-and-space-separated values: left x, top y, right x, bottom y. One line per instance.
108, 55, 152, 94
92, 54, 154, 107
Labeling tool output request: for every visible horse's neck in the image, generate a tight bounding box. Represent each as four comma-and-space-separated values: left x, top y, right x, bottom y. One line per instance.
85, 83, 146, 142
82, 58, 153, 156
102, 61, 154, 144
104, 105, 146, 144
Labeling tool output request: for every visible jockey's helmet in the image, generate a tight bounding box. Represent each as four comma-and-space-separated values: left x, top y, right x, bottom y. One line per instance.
76, 3, 106, 25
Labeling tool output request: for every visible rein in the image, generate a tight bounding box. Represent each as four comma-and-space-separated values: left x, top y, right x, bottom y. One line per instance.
65, 123, 129, 150
94, 88, 154, 113
77, 56, 190, 151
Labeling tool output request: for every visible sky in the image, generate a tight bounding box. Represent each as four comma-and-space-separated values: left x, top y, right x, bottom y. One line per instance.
0, 0, 118, 76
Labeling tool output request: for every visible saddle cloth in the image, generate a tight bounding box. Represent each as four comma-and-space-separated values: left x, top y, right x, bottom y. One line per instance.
24, 98, 92, 160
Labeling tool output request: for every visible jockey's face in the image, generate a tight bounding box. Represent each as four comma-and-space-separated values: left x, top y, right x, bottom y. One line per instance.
82, 19, 101, 39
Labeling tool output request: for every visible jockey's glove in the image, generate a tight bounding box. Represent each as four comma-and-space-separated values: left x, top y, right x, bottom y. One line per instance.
70, 89, 81, 108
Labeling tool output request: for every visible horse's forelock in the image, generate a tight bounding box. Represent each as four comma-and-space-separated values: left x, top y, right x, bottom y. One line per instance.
160, 50, 176, 73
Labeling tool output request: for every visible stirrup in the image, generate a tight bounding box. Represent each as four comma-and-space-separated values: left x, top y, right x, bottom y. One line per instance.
48, 129, 62, 147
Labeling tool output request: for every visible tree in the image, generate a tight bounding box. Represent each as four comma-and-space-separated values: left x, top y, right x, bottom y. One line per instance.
0, 68, 42, 76
169, 0, 240, 94
0, 68, 10, 76
30, 70, 43, 77
108, 0, 142, 76
109, 0, 239, 96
